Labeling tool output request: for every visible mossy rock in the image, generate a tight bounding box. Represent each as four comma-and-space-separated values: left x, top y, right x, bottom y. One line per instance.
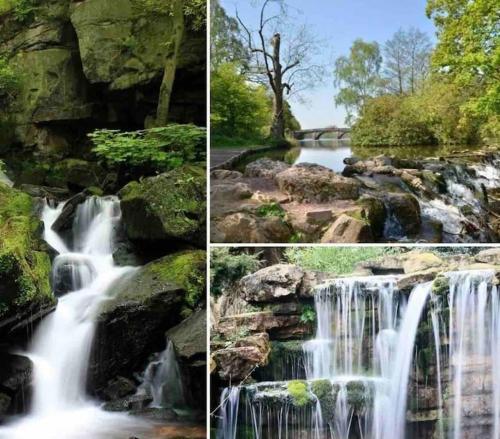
432, 276, 449, 297
311, 379, 338, 423
0, 183, 53, 321
356, 196, 386, 239
346, 381, 373, 412
287, 380, 312, 407
119, 165, 206, 247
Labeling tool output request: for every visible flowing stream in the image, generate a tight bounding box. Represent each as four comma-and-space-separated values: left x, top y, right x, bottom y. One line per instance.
217, 270, 500, 439
0, 197, 155, 439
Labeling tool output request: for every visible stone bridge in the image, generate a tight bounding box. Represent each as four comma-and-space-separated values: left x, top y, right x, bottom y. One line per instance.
293, 127, 350, 140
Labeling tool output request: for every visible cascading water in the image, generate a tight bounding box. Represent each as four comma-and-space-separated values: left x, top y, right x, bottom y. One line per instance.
0, 196, 155, 439
138, 341, 186, 409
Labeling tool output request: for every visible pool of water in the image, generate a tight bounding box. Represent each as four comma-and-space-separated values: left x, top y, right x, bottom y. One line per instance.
235, 138, 483, 173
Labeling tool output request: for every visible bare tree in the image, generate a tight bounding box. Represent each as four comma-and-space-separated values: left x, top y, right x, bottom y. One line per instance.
383, 27, 432, 95
236, 0, 324, 142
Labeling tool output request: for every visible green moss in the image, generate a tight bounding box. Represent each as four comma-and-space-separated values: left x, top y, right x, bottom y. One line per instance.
311, 380, 338, 422
432, 276, 449, 297
256, 202, 286, 219
149, 250, 206, 317
346, 381, 373, 412
287, 380, 312, 407
0, 183, 54, 318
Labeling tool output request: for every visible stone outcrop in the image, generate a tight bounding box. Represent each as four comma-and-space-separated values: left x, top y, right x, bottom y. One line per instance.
275, 163, 360, 202
320, 214, 373, 243
0, 0, 205, 153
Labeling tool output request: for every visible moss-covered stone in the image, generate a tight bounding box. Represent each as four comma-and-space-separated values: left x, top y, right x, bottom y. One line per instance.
346, 381, 373, 412
0, 183, 53, 320
287, 380, 312, 407
356, 196, 386, 239
119, 165, 206, 247
432, 276, 449, 297
311, 379, 338, 423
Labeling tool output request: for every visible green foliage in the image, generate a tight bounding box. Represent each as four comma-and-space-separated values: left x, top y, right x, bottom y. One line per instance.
427, 0, 499, 124
132, 0, 206, 31
311, 380, 337, 422
210, 0, 249, 70
351, 95, 436, 146
0, 57, 20, 104
287, 380, 312, 407
285, 247, 401, 274
0, 0, 35, 22
299, 305, 316, 324
210, 248, 262, 296
211, 62, 271, 139
256, 202, 286, 219
334, 39, 383, 124
89, 124, 206, 173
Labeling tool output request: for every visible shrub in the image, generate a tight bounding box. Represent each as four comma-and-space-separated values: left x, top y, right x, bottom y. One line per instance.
210, 248, 261, 296
299, 305, 316, 324
285, 247, 402, 274
256, 202, 286, 219
0, 57, 20, 103
89, 124, 206, 173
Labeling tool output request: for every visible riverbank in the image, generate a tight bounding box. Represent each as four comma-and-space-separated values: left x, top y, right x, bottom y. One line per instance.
210, 146, 500, 243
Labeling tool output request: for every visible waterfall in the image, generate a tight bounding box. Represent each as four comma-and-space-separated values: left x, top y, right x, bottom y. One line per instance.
218, 387, 241, 439
0, 196, 153, 439
138, 340, 185, 409
445, 270, 499, 439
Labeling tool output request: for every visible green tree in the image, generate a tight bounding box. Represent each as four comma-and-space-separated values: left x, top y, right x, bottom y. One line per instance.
427, 0, 499, 137
211, 62, 270, 139
210, 0, 248, 70
334, 39, 383, 124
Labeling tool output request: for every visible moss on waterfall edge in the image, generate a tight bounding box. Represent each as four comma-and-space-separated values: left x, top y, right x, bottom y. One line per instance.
287, 380, 312, 407
0, 183, 53, 318
311, 379, 337, 422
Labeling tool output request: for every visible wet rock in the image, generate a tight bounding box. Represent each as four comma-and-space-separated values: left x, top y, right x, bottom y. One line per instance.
103, 394, 152, 412
51, 191, 87, 233
241, 264, 306, 302
357, 196, 386, 238
245, 159, 290, 179
167, 309, 206, 361
385, 193, 421, 235
212, 212, 292, 243
48, 159, 104, 191
90, 257, 187, 395
18, 184, 69, 200
0, 353, 33, 418
403, 252, 443, 274
475, 248, 500, 265
397, 268, 442, 292
102, 376, 137, 401
212, 333, 270, 381
275, 163, 360, 202
119, 165, 206, 248
320, 214, 373, 243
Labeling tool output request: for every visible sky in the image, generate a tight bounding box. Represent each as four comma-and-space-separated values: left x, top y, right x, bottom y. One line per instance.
219, 0, 437, 129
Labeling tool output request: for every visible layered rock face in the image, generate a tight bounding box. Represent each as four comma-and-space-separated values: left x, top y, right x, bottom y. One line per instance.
0, 0, 205, 155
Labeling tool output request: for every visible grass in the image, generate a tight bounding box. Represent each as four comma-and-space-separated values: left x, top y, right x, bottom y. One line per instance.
210, 134, 269, 149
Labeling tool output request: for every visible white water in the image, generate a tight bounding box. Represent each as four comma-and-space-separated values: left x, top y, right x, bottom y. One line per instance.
0, 197, 153, 439
218, 387, 241, 439
446, 270, 500, 439
138, 340, 185, 409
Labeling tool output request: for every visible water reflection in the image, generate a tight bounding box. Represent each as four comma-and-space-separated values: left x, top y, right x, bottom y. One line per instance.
290, 139, 352, 173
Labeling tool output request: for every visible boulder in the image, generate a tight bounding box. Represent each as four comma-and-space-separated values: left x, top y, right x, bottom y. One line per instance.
101, 376, 137, 402
245, 159, 290, 179
48, 159, 104, 191
475, 248, 500, 265
385, 193, 421, 235
0, 184, 54, 332
275, 163, 360, 202
0, 353, 33, 419
211, 169, 243, 180
403, 252, 443, 274
51, 191, 87, 233
211, 181, 252, 202
240, 264, 306, 302
69, 0, 176, 90
166, 309, 207, 409
212, 333, 271, 381
212, 212, 292, 243
356, 196, 386, 239
90, 257, 187, 395
320, 214, 373, 243
119, 165, 206, 247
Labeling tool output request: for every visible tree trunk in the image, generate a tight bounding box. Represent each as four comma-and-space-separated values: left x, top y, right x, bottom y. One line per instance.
155, 0, 185, 127
270, 33, 285, 142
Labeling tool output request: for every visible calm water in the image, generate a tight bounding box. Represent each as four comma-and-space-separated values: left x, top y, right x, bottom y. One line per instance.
236, 137, 482, 173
